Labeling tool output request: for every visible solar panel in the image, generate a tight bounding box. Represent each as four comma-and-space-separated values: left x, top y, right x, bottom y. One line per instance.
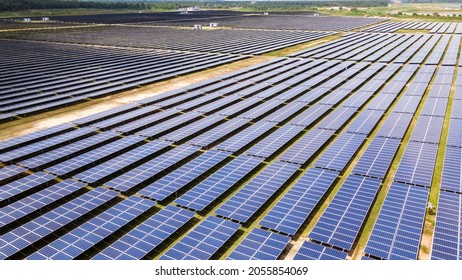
394, 142, 438, 187
226, 228, 290, 260
0, 172, 56, 204
278, 128, 335, 165
215, 121, 275, 153
289, 104, 331, 127
18, 131, 119, 169
263, 101, 307, 124
215, 161, 299, 223
89, 105, 162, 130
260, 168, 339, 236
446, 119, 462, 147
93, 205, 195, 260
159, 216, 240, 260
135, 111, 202, 138
74, 140, 170, 184
450, 100, 462, 119
0, 127, 97, 164
341, 90, 374, 109
376, 112, 413, 139
138, 150, 231, 201
308, 175, 382, 250
0, 179, 85, 228
174, 155, 263, 211
27, 196, 155, 260
0, 123, 74, 154
364, 183, 429, 260
409, 116, 444, 144
45, 135, 145, 176
245, 124, 305, 159
392, 95, 422, 114
441, 147, 462, 193
353, 137, 401, 179
314, 132, 366, 172
294, 87, 330, 104
0, 165, 26, 182
293, 241, 347, 260
105, 145, 200, 192
317, 107, 357, 131
186, 118, 249, 148
161, 115, 225, 143
0, 187, 117, 260
110, 108, 179, 134
344, 109, 383, 136
431, 192, 462, 260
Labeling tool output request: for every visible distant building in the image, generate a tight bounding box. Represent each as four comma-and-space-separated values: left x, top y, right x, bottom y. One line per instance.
180, 11, 189, 14
263, 12, 269, 16
194, 24, 202, 30
210, 23, 218, 27
42, 17, 49, 21
179, 6, 200, 12
23, 18, 31, 22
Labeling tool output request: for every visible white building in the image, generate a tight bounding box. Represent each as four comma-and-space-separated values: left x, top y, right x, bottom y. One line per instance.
42, 17, 49, 21
194, 24, 202, 30
23, 18, 31, 22
210, 23, 218, 27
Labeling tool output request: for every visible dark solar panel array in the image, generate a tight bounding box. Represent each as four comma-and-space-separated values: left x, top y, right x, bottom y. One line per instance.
159, 215, 240, 260
226, 228, 290, 260
0, 41, 245, 122
364, 183, 429, 260
308, 175, 382, 251
431, 192, 462, 260
293, 241, 347, 260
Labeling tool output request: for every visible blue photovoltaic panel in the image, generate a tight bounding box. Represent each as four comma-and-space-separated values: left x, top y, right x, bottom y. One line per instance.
278, 128, 335, 165
174, 155, 263, 211
45, 135, 145, 176
215, 121, 275, 153
431, 192, 462, 260
18, 131, 119, 169
294, 87, 330, 104
450, 99, 462, 119
138, 150, 231, 201
420, 98, 448, 117
376, 112, 413, 139
409, 116, 444, 144
446, 119, 462, 148
340, 90, 374, 109
105, 145, 200, 192
93, 205, 195, 260
161, 115, 225, 142
215, 98, 261, 117
289, 104, 331, 127
135, 112, 202, 138
0, 172, 56, 203
71, 103, 141, 126
392, 95, 421, 114
314, 132, 366, 172
364, 183, 429, 260
89, 105, 161, 130
0, 187, 117, 260
366, 94, 396, 111
245, 125, 304, 159
226, 228, 290, 260
27, 196, 155, 260
263, 101, 307, 124
0, 127, 96, 163
215, 161, 299, 223
259, 168, 339, 236
187, 118, 249, 148
293, 241, 347, 260
237, 99, 286, 120
0, 123, 74, 153
110, 108, 179, 134
394, 142, 438, 187
317, 107, 357, 131
308, 175, 382, 250
345, 109, 383, 135
159, 216, 240, 260
441, 147, 462, 193
0, 165, 26, 182
74, 140, 170, 184
353, 137, 400, 179
0, 179, 85, 228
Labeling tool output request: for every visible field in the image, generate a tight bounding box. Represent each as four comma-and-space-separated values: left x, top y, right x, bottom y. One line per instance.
0, 8, 461, 261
